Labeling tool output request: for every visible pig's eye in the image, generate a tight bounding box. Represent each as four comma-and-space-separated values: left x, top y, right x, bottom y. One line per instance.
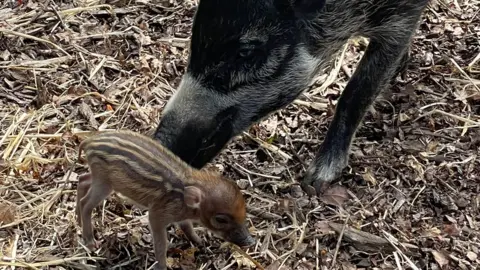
237, 47, 255, 59
237, 40, 263, 60
214, 214, 230, 225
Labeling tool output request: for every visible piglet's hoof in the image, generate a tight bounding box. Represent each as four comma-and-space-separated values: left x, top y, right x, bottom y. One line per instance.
190, 235, 204, 246
83, 239, 100, 251
153, 264, 167, 270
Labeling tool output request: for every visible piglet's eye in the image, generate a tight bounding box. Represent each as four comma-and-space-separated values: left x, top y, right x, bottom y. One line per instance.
214, 215, 229, 224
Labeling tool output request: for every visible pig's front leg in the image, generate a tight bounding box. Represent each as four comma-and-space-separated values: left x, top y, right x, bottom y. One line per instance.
148, 212, 170, 270
302, 35, 415, 196
178, 220, 202, 245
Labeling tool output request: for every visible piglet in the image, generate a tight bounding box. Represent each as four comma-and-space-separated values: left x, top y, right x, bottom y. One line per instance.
75, 130, 255, 270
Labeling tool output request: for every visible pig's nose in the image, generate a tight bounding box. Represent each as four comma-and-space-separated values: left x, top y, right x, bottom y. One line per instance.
237, 234, 255, 248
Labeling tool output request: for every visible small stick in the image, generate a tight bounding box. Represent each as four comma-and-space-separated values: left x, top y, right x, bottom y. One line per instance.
330, 215, 350, 270
410, 186, 426, 206
450, 58, 480, 92
310, 43, 349, 96
234, 163, 281, 180
382, 230, 420, 270
277, 205, 324, 262
49, 3, 67, 30
416, 109, 480, 126
242, 132, 292, 160
0, 256, 105, 268
0, 29, 70, 57
393, 252, 404, 270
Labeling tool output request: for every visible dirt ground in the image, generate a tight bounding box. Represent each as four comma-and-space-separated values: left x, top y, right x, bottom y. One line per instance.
0, 0, 479, 269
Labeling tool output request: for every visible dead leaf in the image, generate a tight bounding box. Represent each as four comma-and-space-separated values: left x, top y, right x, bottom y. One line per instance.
53, 94, 76, 106
314, 221, 332, 234
0, 160, 8, 174
61, 130, 77, 147
166, 257, 180, 269
129, 228, 142, 245
362, 168, 377, 185
453, 26, 464, 36
320, 185, 350, 207
443, 223, 461, 236
399, 112, 410, 122
34, 81, 53, 108
67, 85, 88, 96
232, 250, 256, 268
265, 261, 291, 270
79, 101, 99, 129
295, 243, 308, 255
1, 50, 11, 61
296, 260, 315, 270
340, 261, 357, 270
0, 203, 16, 225
328, 222, 393, 252
182, 247, 198, 263
277, 199, 291, 214
178, 247, 198, 268
466, 251, 477, 261
423, 226, 442, 238
432, 250, 449, 268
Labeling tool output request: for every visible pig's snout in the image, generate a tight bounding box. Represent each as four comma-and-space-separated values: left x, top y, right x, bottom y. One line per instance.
227, 225, 255, 248
239, 234, 256, 248
154, 106, 238, 169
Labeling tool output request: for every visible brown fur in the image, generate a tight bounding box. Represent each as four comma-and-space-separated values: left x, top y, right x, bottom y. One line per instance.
75, 130, 255, 270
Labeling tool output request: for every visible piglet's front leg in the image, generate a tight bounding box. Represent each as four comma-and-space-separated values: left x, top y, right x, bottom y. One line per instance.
179, 220, 202, 245
148, 211, 170, 270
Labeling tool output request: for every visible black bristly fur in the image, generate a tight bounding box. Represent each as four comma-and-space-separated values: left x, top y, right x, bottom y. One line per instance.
154, 0, 430, 195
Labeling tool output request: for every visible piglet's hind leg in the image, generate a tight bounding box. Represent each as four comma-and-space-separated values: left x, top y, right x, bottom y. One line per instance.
76, 173, 92, 227
79, 178, 112, 250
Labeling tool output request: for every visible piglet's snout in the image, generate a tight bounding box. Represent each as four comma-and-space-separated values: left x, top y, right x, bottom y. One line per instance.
228, 225, 255, 248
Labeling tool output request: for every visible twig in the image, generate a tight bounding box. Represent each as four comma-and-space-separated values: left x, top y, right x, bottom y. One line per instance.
234, 163, 281, 180
449, 58, 480, 92
0, 256, 105, 268
330, 215, 350, 269
276, 205, 324, 262
415, 109, 480, 126
393, 252, 404, 270
293, 100, 328, 111
242, 132, 292, 160
382, 230, 420, 270
310, 43, 349, 96
0, 29, 71, 57
49, 3, 67, 30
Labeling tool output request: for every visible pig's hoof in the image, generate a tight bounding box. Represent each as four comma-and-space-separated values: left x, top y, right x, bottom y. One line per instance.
190, 235, 203, 246
301, 153, 347, 196
153, 264, 167, 270
76, 214, 83, 227
84, 239, 99, 251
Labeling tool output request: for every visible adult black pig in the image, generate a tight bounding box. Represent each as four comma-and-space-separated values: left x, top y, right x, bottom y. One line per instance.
154, 0, 430, 195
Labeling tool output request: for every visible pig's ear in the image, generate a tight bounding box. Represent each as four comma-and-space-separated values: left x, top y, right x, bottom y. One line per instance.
291, 0, 326, 19
184, 186, 203, 209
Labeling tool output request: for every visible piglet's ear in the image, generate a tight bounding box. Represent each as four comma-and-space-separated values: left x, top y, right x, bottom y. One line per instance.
184, 186, 203, 209
291, 0, 326, 19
